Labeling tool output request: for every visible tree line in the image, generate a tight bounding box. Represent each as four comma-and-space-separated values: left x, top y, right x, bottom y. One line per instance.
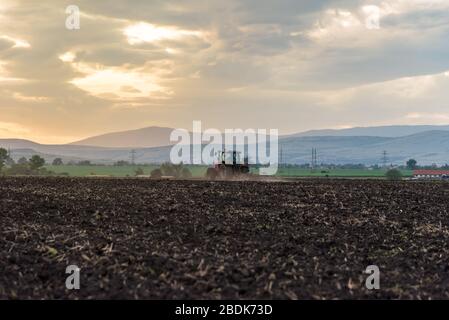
0, 148, 50, 176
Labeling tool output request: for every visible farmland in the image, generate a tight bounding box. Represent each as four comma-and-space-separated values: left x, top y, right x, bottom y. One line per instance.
44, 165, 412, 178
276, 167, 413, 178
1, 177, 449, 299
44, 164, 208, 177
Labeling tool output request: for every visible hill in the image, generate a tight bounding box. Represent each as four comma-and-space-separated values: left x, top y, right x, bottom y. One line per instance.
279, 130, 449, 165
69, 124, 449, 149
2, 127, 449, 166
70, 126, 176, 148
290, 125, 449, 138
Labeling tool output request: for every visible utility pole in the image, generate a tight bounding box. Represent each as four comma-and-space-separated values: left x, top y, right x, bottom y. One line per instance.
130, 149, 136, 165
311, 148, 318, 171
382, 150, 388, 168
311, 148, 314, 171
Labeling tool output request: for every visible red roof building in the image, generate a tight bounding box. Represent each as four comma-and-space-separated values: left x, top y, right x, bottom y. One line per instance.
413, 170, 449, 178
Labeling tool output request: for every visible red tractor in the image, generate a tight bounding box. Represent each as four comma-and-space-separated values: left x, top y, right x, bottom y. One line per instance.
206, 150, 250, 180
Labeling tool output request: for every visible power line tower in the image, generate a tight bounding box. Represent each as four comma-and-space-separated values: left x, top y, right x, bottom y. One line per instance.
130, 149, 136, 165
382, 150, 388, 168
311, 148, 318, 171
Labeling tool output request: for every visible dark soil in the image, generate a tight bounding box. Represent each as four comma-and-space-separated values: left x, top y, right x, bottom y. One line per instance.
1, 177, 449, 299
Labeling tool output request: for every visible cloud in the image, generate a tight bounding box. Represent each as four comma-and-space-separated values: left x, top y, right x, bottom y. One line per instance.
406, 112, 449, 123
1, 0, 449, 143
0, 121, 30, 137
68, 62, 172, 100
0, 60, 24, 82
59, 51, 76, 63
124, 22, 204, 45
0, 35, 30, 48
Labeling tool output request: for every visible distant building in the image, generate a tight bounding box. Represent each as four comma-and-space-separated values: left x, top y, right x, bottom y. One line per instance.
413, 170, 449, 179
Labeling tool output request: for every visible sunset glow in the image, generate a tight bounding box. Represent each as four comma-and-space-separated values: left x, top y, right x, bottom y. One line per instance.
0, 0, 448, 143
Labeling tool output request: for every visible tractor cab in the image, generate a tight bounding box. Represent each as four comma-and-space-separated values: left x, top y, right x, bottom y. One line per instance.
206, 150, 250, 180
217, 150, 245, 166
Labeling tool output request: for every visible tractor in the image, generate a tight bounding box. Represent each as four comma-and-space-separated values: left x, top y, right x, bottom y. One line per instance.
205, 150, 250, 180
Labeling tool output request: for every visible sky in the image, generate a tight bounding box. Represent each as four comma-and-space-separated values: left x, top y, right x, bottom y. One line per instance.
1, 0, 449, 143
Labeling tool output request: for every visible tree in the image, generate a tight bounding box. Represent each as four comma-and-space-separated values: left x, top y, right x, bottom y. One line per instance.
406, 159, 417, 170
52, 158, 64, 166
5, 157, 15, 166
0, 148, 8, 172
150, 168, 162, 179
78, 160, 91, 166
18, 157, 28, 165
160, 162, 176, 176
114, 160, 129, 166
29, 155, 45, 171
181, 167, 192, 179
161, 162, 188, 178
173, 164, 184, 178
385, 168, 402, 181
134, 167, 144, 176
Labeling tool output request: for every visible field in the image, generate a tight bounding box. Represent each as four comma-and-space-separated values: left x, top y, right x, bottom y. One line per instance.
1, 177, 449, 299
44, 164, 209, 177
45, 165, 412, 178
276, 167, 413, 178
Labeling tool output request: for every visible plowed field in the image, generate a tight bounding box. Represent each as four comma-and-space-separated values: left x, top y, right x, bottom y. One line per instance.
1, 177, 448, 299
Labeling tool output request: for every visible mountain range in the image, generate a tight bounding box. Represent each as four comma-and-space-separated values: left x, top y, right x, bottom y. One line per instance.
72, 124, 449, 148
288, 125, 449, 138
1, 125, 449, 165
70, 126, 175, 148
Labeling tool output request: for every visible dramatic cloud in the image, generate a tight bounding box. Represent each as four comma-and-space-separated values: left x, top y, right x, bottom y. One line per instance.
124, 22, 205, 45
0, 0, 449, 143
